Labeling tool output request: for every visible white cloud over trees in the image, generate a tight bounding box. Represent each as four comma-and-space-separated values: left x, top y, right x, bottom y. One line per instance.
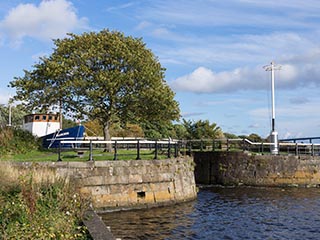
0, 0, 87, 46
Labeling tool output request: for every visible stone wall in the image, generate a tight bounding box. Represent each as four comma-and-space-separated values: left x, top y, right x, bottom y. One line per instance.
3, 158, 197, 211
194, 152, 320, 187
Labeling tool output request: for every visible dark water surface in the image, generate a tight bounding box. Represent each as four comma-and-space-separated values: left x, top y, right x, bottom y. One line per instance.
101, 186, 320, 239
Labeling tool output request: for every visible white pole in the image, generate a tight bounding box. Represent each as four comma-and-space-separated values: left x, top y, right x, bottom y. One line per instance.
271, 61, 275, 132
264, 61, 281, 155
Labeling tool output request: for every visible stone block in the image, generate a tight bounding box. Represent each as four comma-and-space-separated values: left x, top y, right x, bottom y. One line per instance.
129, 174, 143, 183
82, 176, 105, 186
68, 161, 92, 169
154, 190, 172, 202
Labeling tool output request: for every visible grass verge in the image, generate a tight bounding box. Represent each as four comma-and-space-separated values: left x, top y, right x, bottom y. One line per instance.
1, 149, 172, 162
0, 167, 91, 240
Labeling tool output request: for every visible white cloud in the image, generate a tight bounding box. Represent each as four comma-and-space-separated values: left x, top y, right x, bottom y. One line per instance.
131, 1, 320, 73
181, 112, 206, 118
250, 101, 320, 120
239, 0, 320, 12
106, 2, 137, 12
150, 31, 318, 76
139, 0, 320, 30
135, 21, 152, 30
248, 102, 320, 139
248, 123, 260, 129
171, 49, 320, 93
171, 66, 268, 93
0, 0, 88, 46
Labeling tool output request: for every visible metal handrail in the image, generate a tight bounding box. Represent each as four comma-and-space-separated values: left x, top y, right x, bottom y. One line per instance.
56, 139, 179, 162
55, 138, 320, 162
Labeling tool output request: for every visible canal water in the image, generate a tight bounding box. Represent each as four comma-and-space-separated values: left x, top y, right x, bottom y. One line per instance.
101, 186, 320, 239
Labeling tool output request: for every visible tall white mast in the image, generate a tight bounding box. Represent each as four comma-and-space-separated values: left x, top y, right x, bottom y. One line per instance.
264, 61, 281, 154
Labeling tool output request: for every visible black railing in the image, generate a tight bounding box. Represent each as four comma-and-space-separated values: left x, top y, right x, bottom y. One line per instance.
57, 139, 180, 161
182, 138, 320, 156
55, 138, 320, 161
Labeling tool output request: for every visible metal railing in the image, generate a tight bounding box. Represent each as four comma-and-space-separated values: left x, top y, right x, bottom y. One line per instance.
54, 138, 320, 161
181, 138, 320, 156
56, 139, 180, 161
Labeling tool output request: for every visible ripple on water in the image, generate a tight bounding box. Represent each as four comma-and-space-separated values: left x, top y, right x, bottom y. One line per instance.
101, 187, 320, 240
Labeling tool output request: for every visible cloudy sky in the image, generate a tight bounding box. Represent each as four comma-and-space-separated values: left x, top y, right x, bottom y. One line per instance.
1, 0, 320, 139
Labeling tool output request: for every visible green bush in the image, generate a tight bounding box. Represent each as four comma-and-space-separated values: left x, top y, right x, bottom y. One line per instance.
0, 174, 91, 240
0, 127, 41, 156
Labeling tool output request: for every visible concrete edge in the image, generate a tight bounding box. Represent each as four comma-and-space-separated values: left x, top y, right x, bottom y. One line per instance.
95, 196, 197, 214
83, 209, 117, 240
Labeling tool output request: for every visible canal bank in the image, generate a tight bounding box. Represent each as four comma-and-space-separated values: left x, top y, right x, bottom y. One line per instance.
194, 151, 320, 187
1, 157, 197, 211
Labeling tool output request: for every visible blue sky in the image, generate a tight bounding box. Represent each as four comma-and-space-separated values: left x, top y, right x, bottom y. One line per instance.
1, 0, 320, 139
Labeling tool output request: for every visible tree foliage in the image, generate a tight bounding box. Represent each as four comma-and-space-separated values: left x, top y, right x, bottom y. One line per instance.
10, 29, 180, 141
0, 104, 27, 128
181, 119, 223, 139
0, 127, 40, 155
238, 133, 266, 142
171, 123, 188, 139
111, 123, 144, 138
223, 132, 238, 139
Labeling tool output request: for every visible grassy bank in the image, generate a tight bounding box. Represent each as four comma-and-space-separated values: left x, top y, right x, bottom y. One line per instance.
0, 128, 94, 239
2, 148, 170, 162
0, 127, 173, 161
0, 166, 91, 239
0, 127, 40, 157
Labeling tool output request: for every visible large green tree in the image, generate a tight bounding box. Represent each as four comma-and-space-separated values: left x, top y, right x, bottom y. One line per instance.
10, 29, 180, 142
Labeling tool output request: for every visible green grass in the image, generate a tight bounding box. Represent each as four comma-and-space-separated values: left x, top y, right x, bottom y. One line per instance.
0, 173, 91, 239
3, 147, 305, 162
1, 149, 58, 162
1, 148, 172, 162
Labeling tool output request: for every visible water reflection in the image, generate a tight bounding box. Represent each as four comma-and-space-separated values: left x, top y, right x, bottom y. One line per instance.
102, 201, 197, 239
101, 186, 320, 239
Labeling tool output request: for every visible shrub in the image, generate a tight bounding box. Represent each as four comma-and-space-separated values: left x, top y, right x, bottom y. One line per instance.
0, 173, 91, 240
0, 127, 41, 156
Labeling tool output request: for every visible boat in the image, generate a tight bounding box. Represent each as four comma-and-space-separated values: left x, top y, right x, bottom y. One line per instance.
23, 113, 85, 149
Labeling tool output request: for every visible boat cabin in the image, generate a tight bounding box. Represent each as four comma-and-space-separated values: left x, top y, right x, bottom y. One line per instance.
23, 113, 61, 137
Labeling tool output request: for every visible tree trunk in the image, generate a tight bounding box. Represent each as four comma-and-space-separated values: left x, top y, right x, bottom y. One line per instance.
103, 122, 112, 152
59, 98, 63, 129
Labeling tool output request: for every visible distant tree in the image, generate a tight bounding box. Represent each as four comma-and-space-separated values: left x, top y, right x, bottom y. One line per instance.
223, 132, 238, 139
140, 121, 173, 139
111, 123, 144, 138
238, 135, 247, 139
238, 133, 265, 142
10, 29, 180, 148
182, 119, 223, 139
62, 118, 78, 129
248, 133, 265, 142
83, 119, 104, 137
171, 123, 188, 139
0, 104, 27, 128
